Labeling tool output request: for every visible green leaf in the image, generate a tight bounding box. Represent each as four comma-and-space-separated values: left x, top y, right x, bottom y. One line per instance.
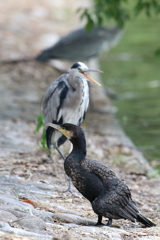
155, 47, 160, 57
35, 114, 48, 149
85, 17, 94, 32
35, 114, 45, 132
40, 128, 48, 149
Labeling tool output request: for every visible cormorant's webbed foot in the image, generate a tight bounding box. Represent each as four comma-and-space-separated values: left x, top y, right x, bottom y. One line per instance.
95, 216, 105, 226
95, 216, 112, 227
106, 218, 112, 227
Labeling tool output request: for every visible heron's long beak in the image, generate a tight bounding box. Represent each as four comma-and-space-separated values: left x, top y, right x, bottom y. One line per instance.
82, 68, 103, 86
84, 68, 103, 74
45, 122, 67, 136
46, 123, 61, 131
83, 73, 101, 86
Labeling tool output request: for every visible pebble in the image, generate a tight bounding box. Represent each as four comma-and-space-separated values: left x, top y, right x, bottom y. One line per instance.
64, 199, 72, 203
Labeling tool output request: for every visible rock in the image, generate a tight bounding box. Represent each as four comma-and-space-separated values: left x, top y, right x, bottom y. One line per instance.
0, 226, 53, 240
0, 196, 34, 209
25, 182, 54, 191
52, 233, 72, 240
0, 175, 24, 184
12, 216, 47, 231
32, 209, 54, 223
0, 206, 31, 219
52, 213, 96, 225
0, 221, 11, 228
74, 225, 130, 240
52, 204, 81, 216
0, 210, 17, 222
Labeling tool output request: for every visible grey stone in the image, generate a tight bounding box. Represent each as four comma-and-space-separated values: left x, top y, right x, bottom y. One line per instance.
0, 210, 17, 222
0, 205, 33, 218
0, 206, 30, 218
24, 182, 54, 191
0, 196, 34, 209
52, 212, 96, 225
75, 225, 129, 240
1, 226, 53, 240
0, 175, 24, 184
54, 204, 81, 216
13, 216, 47, 231
32, 209, 54, 223
0, 221, 11, 228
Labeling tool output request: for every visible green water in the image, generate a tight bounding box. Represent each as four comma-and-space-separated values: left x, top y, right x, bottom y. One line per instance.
100, 15, 160, 172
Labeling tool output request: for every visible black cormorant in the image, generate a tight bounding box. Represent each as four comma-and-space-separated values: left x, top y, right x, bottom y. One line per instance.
46, 122, 156, 227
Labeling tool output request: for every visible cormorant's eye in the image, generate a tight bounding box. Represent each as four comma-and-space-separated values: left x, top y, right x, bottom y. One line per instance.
61, 127, 66, 130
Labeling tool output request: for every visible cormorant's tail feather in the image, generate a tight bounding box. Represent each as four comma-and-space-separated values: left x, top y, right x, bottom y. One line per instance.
137, 214, 156, 227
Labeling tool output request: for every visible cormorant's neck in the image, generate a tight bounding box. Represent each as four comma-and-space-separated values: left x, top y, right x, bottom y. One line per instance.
70, 134, 87, 160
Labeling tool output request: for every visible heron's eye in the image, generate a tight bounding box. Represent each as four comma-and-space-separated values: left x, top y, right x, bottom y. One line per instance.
78, 67, 82, 72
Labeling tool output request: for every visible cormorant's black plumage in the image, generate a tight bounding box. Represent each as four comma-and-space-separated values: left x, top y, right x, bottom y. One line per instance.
54, 123, 156, 227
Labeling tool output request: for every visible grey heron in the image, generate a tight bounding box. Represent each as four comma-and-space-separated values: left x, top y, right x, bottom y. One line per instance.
36, 25, 123, 62
43, 62, 102, 191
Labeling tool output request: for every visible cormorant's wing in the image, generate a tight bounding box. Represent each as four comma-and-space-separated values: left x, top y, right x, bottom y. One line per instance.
82, 159, 120, 191
84, 159, 139, 221
92, 180, 138, 222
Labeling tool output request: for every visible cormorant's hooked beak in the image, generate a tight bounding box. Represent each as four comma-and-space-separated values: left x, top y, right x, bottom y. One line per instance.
81, 68, 103, 86
45, 123, 67, 137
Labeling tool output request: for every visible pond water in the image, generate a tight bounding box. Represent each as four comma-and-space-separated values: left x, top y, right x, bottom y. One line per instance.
100, 15, 160, 173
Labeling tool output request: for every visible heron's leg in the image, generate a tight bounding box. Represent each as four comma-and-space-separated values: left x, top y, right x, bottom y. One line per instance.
68, 179, 73, 193
61, 143, 74, 193
54, 144, 65, 161
53, 142, 73, 193
48, 143, 65, 177
106, 218, 112, 227
62, 178, 73, 193
66, 143, 73, 193
95, 215, 105, 226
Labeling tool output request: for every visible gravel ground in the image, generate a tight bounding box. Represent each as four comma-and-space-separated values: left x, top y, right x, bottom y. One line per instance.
0, 0, 159, 239
0, 119, 159, 239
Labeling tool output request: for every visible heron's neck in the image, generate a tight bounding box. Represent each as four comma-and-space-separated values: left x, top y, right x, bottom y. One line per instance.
68, 70, 86, 89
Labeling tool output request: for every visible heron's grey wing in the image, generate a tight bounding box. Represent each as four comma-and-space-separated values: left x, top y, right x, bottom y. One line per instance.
43, 73, 69, 148
43, 73, 69, 124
